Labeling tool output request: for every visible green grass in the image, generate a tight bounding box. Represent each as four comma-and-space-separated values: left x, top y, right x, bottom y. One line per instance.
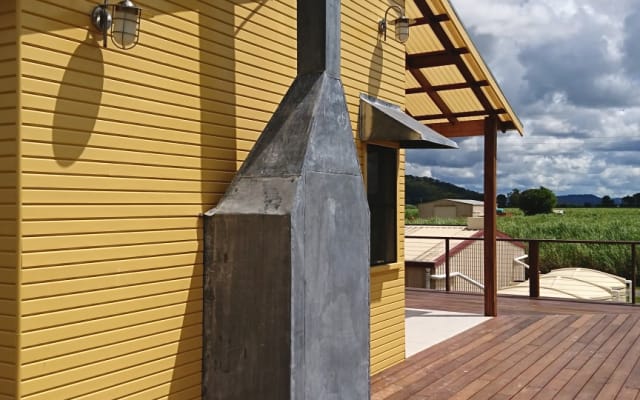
499, 208, 640, 277
406, 207, 640, 278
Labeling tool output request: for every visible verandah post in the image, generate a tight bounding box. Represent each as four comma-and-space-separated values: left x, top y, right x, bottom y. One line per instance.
529, 240, 540, 298
483, 116, 498, 316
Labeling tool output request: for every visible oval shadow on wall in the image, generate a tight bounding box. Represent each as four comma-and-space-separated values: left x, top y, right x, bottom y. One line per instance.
53, 38, 104, 167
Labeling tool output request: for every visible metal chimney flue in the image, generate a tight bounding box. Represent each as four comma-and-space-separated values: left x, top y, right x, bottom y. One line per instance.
203, 0, 370, 399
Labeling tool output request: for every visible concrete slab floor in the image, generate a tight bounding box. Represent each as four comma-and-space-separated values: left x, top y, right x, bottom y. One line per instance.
405, 308, 492, 357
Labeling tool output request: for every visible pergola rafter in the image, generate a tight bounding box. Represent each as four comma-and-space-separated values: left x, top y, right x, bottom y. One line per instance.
404, 0, 524, 316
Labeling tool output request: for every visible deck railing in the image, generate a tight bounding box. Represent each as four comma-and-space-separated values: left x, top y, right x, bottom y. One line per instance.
406, 236, 640, 304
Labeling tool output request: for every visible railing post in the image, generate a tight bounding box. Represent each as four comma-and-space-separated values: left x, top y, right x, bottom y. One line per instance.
529, 240, 540, 298
445, 238, 451, 292
632, 244, 637, 304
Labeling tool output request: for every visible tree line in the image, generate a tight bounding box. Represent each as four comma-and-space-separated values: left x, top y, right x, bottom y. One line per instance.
499, 188, 640, 215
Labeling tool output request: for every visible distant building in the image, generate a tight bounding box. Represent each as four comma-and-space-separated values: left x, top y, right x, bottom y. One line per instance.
417, 199, 484, 218
405, 223, 526, 292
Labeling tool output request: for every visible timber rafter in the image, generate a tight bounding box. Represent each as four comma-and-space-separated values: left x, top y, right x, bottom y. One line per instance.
406, 0, 514, 136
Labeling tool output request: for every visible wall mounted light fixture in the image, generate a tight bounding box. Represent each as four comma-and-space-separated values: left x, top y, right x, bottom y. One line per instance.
91, 0, 141, 49
379, 5, 411, 43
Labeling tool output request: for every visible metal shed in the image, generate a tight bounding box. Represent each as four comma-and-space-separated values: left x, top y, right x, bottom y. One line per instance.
417, 199, 484, 218
405, 225, 526, 292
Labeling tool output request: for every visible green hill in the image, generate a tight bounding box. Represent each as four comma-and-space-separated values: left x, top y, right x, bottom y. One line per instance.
405, 175, 483, 205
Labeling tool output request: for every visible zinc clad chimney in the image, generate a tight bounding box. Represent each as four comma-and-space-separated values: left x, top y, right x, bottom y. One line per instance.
202, 1, 370, 399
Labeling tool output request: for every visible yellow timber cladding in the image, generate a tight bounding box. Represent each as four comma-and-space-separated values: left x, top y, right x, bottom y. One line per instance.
8, 0, 407, 397
0, 1, 18, 399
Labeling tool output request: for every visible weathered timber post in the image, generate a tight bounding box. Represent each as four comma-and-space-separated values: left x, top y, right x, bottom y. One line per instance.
483, 116, 498, 316
529, 241, 540, 298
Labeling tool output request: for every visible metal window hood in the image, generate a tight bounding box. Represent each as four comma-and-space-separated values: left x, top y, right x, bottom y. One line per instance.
358, 94, 459, 149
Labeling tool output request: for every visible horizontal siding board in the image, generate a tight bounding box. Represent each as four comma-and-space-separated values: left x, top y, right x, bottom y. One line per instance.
371, 311, 405, 333
22, 275, 202, 315
21, 142, 235, 173
21, 62, 284, 119
72, 360, 201, 400
0, 332, 15, 349
22, 264, 200, 299
21, 346, 202, 399
0, 44, 16, 63
0, 109, 15, 125
371, 335, 405, 360
0, 189, 16, 204
20, 43, 290, 104
0, 378, 15, 397
22, 205, 215, 222
371, 296, 405, 316
22, 189, 220, 206
0, 257, 17, 272
21, 217, 199, 239
22, 253, 202, 283
371, 337, 405, 364
0, 345, 15, 364
0, 60, 16, 77
22, 297, 202, 344
0, 77, 16, 95
21, 94, 267, 137
22, 311, 201, 364
22, 174, 229, 195
21, 159, 235, 184
22, 323, 201, 379
21, 107, 261, 146
0, 237, 17, 252
0, 157, 16, 172
371, 352, 404, 375
0, 139, 16, 156
370, 314, 405, 338
0, 316, 15, 332
21, 77, 276, 127
0, 283, 15, 300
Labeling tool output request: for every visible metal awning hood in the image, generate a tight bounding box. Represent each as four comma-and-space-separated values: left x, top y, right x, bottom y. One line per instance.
358, 94, 458, 149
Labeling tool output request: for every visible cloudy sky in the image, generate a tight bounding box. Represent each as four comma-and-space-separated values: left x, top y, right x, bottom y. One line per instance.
405, 0, 640, 198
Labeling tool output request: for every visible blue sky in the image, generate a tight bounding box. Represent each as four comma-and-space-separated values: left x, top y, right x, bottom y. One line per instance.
405, 0, 640, 198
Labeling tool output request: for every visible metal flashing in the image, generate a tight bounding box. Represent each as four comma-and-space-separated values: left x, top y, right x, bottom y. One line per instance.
358, 93, 459, 149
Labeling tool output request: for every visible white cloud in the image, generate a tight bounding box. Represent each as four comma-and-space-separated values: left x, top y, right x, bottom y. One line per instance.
406, 0, 640, 198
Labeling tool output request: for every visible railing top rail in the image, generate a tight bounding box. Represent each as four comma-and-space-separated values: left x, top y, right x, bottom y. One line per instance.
405, 235, 640, 246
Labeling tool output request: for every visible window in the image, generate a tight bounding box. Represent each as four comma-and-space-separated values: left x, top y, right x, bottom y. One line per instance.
367, 144, 397, 265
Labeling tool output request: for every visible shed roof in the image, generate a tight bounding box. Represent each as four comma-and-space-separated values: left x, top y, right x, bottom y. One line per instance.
405, 225, 478, 263
418, 199, 483, 206
405, 0, 523, 137
405, 225, 520, 264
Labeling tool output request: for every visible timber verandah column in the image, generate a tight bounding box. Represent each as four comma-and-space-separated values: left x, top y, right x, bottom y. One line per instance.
483, 116, 498, 317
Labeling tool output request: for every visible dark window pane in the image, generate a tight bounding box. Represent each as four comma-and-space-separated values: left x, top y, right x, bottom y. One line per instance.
367, 145, 397, 265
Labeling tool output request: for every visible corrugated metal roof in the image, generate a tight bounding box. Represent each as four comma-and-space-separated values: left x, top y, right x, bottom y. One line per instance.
405, 225, 478, 262
418, 199, 483, 206
404, 0, 523, 137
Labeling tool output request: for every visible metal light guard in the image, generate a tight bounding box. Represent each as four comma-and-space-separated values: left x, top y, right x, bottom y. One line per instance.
379, 5, 411, 43
90, 0, 141, 49
111, 0, 141, 50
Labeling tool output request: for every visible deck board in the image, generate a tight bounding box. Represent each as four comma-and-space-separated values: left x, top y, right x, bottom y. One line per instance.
372, 290, 640, 400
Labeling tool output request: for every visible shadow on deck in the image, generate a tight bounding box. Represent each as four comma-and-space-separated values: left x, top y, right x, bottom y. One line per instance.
372, 289, 640, 400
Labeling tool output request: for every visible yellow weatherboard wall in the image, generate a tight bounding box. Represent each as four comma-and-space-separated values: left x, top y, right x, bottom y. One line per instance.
341, 0, 407, 374
7, 0, 406, 397
0, 1, 19, 399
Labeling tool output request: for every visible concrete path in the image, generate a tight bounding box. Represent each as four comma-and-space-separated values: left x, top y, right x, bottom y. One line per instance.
405, 308, 491, 357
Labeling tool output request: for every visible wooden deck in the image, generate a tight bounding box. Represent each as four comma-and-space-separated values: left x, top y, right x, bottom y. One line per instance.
372, 289, 640, 400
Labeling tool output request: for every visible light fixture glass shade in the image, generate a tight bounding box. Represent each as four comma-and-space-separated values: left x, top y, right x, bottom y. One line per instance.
394, 17, 410, 43
111, 0, 141, 49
